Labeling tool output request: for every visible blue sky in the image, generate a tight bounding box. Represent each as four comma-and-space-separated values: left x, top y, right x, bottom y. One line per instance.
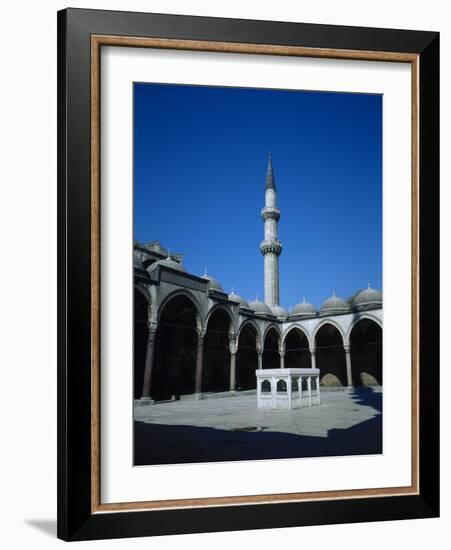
134, 83, 382, 310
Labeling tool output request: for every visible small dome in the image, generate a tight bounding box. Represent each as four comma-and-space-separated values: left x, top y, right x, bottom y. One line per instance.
147, 257, 186, 274
228, 291, 250, 309
291, 298, 317, 317
202, 273, 223, 291
248, 299, 272, 315
320, 292, 350, 315
353, 285, 382, 309
272, 304, 289, 318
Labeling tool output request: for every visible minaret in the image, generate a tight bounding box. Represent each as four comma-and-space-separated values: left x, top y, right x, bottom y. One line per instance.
260, 154, 282, 307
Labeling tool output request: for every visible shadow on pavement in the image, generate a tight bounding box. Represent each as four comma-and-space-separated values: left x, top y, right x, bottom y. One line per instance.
134, 388, 382, 466
350, 386, 383, 413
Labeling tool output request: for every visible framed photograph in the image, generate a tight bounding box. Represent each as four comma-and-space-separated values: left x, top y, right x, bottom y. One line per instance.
57, 8, 439, 541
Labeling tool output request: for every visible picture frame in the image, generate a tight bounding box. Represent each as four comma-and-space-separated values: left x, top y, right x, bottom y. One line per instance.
57, 7, 439, 541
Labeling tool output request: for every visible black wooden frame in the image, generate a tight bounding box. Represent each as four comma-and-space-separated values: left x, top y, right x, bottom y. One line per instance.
57, 7, 439, 541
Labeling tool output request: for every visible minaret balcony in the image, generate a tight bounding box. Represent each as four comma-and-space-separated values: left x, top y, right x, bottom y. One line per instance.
261, 206, 281, 221
260, 239, 283, 255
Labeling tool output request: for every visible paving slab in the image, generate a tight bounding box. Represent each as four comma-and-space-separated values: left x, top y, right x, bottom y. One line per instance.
134, 387, 382, 465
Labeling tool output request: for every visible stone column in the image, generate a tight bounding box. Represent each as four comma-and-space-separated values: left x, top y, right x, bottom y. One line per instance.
279, 349, 285, 369
141, 328, 156, 401
310, 348, 316, 370
256, 341, 263, 370
287, 376, 292, 409
194, 331, 205, 395
344, 345, 353, 387
229, 334, 237, 391
257, 376, 262, 405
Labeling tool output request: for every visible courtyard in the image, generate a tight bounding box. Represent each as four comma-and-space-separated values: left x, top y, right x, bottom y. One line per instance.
134, 386, 382, 465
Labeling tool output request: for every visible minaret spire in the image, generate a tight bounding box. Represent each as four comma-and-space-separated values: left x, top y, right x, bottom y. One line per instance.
260, 154, 282, 307
266, 152, 276, 190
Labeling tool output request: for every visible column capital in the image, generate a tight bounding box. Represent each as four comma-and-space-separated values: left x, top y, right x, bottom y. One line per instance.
196, 328, 206, 340
229, 330, 237, 355
310, 348, 316, 356
344, 344, 351, 353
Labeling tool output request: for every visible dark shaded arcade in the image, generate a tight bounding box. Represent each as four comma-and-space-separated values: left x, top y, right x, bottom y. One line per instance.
315, 323, 348, 386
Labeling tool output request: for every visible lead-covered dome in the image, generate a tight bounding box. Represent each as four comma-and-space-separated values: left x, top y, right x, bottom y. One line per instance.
228, 291, 250, 309
353, 285, 382, 309
320, 292, 350, 315
147, 256, 186, 274
248, 299, 272, 315
202, 273, 223, 291
271, 304, 289, 318
291, 298, 317, 317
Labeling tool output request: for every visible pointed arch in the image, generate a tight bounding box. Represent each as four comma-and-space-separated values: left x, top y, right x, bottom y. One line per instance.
237, 318, 262, 346
262, 324, 281, 369
134, 283, 151, 304
157, 289, 203, 327
152, 292, 200, 400
263, 323, 282, 344
283, 326, 312, 369
134, 286, 149, 399
236, 319, 259, 390
314, 321, 347, 386
312, 317, 347, 346
350, 318, 383, 386
346, 313, 382, 342
203, 306, 233, 393
282, 324, 310, 348
205, 304, 234, 332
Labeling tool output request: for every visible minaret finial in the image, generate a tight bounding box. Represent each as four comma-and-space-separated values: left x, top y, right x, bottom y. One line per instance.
204, 266, 208, 277
265, 153, 276, 190
368, 280, 371, 289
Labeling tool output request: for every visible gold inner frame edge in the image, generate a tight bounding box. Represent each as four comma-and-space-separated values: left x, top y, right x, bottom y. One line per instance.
90, 35, 420, 514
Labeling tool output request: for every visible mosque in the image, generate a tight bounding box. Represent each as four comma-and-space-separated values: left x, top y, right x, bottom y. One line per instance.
134, 156, 383, 402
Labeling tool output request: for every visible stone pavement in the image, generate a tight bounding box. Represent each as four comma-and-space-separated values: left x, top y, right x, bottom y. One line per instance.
134, 387, 382, 465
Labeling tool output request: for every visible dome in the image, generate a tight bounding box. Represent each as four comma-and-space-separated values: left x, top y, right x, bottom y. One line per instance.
353, 285, 382, 309
147, 257, 186, 274
202, 274, 223, 291
320, 292, 350, 315
228, 291, 250, 309
291, 298, 317, 317
248, 299, 272, 315
271, 304, 289, 318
